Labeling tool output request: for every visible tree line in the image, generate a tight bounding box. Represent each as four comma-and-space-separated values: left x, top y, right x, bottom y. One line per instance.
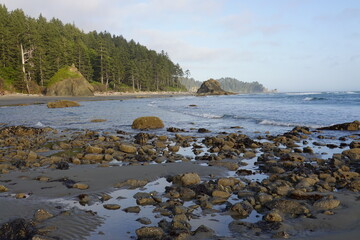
0, 5, 185, 93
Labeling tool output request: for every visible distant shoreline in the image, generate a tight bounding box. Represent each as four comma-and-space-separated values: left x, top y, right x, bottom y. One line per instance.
0, 91, 194, 107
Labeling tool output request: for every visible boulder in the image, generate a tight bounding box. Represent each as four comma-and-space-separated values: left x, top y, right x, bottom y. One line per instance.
47, 100, 80, 108
342, 148, 360, 161
266, 199, 309, 217
72, 183, 89, 190
46, 65, 94, 96
230, 201, 253, 218
0, 185, 8, 192
136, 227, 164, 240
313, 199, 340, 210
103, 204, 121, 210
34, 209, 53, 222
318, 120, 360, 131
180, 173, 201, 186
119, 144, 137, 154
197, 79, 234, 95
132, 116, 164, 129
264, 211, 283, 222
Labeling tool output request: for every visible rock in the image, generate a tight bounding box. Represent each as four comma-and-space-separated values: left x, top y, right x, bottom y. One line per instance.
350, 141, 360, 149
193, 225, 215, 234
0, 185, 8, 192
115, 179, 148, 189
90, 119, 107, 122
236, 169, 253, 176
266, 200, 309, 217
350, 180, 360, 191
136, 217, 152, 225
264, 211, 282, 222
137, 197, 157, 206
119, 144, 137, 154
179, 173, 201, 186
46, 65, 94, 96
179, 187, 196, 200
78, 194, 90, 205
27, 151, 38, 161
136, 227, 164, 240
132, 116, 164, 130
272, 231, 290, 239
230, 201, 253, 217
209, 161, 239, 171
281, 153, 305, 162
56, 161, 69, 170
217, 178, 240, 188
197, 79, 233, 95
342, 148, 360, 161
167, 127, 185, 132
103, 204, 121, 210
289, 190, 324, 201
86, 146, 103, 154
101, 194, 112, 202
34, 209, 53, 222
123, 206, 141, 213
83, 154, 103, 161
168, 145, 180, 152
0, 218, 36, 240
134, 133, 150, 144
313, 199, 340, 210
212, 190, 231, 199
16, 193, 27, 199
296, 178, 318, 188
318, 120, 360, 131
198, 128, 211, 133
47, 100, 80, 108
72, 183, 89, 190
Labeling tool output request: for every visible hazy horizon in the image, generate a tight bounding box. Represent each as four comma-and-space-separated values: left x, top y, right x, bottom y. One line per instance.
1, 0, 359, 92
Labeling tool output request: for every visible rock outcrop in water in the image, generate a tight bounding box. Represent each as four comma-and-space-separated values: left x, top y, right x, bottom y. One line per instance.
46, 65, 94, 96
197, 79, 233, 96
47, 100, 80, 108
318, 120, 360, 131
132, 116, 164, 129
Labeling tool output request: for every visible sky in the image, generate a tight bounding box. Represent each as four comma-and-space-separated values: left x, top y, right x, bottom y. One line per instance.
1, 0, 360, 92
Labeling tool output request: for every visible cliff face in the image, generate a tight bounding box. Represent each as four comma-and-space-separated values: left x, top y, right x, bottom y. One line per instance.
196, 79, 233, 96
46, 66, 94, 96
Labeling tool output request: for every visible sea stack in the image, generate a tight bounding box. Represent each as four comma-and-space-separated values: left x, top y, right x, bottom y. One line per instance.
197, 79, 234, 96
46, 65, 94, 96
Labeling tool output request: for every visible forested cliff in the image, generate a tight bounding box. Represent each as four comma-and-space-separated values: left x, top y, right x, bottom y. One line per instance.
0, 5, 185, 93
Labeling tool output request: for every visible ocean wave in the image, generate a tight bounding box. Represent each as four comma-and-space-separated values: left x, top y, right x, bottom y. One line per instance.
35, 121, 45, 127
259, 120, 322, 128
303, 97, 326, 101
185, 112, 223, 119
285, 92, 321, 96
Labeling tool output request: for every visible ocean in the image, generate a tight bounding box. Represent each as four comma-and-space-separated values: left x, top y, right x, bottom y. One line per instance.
0, 91, 359, 137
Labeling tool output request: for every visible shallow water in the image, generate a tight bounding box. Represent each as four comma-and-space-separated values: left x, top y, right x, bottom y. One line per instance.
1, 92, 359, 138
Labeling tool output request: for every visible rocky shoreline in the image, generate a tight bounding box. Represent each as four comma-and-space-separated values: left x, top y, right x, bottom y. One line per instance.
0, 122, 359, 240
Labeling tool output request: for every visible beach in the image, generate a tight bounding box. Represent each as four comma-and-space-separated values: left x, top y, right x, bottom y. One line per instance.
0, 93, 359, 240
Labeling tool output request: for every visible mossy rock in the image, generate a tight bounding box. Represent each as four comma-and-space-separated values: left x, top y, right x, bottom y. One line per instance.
47, 100, 80, 108
132, 116, 164, 129
46, 66, 94, 96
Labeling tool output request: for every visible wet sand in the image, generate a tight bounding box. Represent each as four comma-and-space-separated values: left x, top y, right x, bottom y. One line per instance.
0, 91, 193, 106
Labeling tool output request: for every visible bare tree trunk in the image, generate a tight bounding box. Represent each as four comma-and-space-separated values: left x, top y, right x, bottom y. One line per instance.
132, 75, 135, 92
20, 43, 30, 94
100, 44, 104, 85
156, 73, 159, 91
39, 54, 44, 87
105, 71, 109, 90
